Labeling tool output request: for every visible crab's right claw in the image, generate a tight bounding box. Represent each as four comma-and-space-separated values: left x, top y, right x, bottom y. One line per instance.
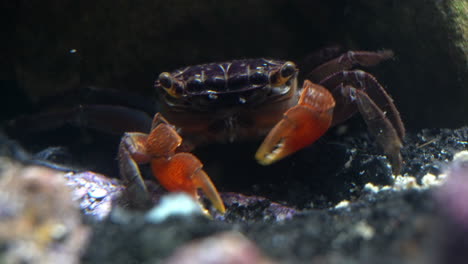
256, 80, 336, 165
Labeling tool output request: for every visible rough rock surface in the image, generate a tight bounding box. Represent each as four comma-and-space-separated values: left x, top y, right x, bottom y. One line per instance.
2, 125, 467, 263
76, 127, 465, 264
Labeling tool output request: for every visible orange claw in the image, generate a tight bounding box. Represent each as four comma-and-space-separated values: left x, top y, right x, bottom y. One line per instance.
151, 154, 225, 213
256, 80, 336, 165
145, 122, 225, 214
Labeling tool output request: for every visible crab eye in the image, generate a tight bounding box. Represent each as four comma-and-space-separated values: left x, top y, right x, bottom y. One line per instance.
158, 72, 183, 98
270, 61, 297, 86
158, 72, 173, 90
280, 61, 297, 78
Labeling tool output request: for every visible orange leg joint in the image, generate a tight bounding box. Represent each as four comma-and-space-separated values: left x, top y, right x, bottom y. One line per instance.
256, 80, 335, 165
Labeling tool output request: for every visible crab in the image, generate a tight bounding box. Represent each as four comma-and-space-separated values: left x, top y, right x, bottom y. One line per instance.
118, 49, 405, 214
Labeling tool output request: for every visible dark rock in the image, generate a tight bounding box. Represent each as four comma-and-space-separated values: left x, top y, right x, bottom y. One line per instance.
81, 188, 438, 264
80, 127, 468, 263
2, 121, 468, 263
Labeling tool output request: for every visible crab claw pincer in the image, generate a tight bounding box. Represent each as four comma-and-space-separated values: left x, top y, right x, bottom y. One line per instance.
256, 80, 335, 165
150, 153, 226, 214
145, 123, 226, 213
120, 115, 225, 214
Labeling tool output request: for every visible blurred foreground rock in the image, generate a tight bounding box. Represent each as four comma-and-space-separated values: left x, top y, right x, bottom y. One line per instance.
435, 151, 468, 264
0, 159, 89, 264
163, 232, 275, 264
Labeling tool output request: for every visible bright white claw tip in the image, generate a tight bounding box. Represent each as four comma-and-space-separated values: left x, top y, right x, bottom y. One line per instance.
262, 141, 284, 164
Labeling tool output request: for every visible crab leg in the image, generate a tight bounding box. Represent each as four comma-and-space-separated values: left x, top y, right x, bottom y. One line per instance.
320, 70, 405, 138
351, 87, 403, 174
320, 70, 404, 174
119, 114, 225, 213
119, 132, 152, 205
256, 80, 335, 165
307, 50, 394, 82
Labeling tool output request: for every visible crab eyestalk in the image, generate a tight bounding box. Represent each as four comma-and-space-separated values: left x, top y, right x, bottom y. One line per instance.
256, 80, 335, 165
270, 61, 298, 86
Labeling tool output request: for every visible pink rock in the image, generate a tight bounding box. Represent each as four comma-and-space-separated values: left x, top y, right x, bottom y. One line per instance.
163, 232, 275, 264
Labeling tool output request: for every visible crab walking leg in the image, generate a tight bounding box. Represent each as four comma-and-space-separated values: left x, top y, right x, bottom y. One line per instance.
319, 70, 404, 174
307, 50, 394, 82
145, 122, 226, 213
119, 132, 153, 204
320, 70, 405, 140
351, 88, 403, 174
256, 80, 336, 165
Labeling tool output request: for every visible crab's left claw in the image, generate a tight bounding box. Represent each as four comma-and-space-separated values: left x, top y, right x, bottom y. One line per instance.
120, 114, 225, 214
150, 153, 226, 214
256, 80, 335, 165
145, 119, 225, 214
